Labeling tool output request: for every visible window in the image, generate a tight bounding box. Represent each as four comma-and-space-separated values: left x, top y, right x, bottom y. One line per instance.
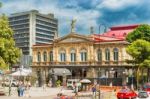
37, 52, 41, 62
43, 51, 47, 62
70, 49, 76, 62
113, 48, 119, 61
105, 48, 110, 61
80, 49, 87, 62
59, 49, 66, 62
97, 49, 102, 61
49, 51, 53, 62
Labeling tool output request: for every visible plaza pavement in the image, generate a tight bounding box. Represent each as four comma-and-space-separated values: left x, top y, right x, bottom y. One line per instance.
0, 87, 117, 99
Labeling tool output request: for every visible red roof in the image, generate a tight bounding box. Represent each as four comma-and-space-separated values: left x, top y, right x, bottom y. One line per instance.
110, 24, 139, 30
92, 34, 123, 42
92, 24, 139, 41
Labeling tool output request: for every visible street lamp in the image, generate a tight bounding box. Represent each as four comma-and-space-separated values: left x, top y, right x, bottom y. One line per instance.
98, 24, 107, 99
131, 66, 134, 90
63, 70, 66, 87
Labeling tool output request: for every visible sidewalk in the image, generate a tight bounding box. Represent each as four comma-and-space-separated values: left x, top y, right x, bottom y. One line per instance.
1, 87, 73, 98
0, 87, 117, 99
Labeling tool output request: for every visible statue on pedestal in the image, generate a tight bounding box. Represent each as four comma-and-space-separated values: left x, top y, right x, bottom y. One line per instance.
71, 19, 76, 33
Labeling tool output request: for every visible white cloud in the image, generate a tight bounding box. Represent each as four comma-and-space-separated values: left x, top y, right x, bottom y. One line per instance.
0, 0, 101, 35
97, 0, 141, 11
0, 0, 35, 14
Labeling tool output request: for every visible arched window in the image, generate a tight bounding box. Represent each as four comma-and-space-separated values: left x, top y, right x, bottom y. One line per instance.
70, 48, 76, 62
97, 49, 102, 61
105, 48, 110, 61
49, 51, 53, 62
37, 52, 41, 62
80, 49, 87, 62
113, 48, 119, 61
59, 49, 66, 62
43, 51, 47, 62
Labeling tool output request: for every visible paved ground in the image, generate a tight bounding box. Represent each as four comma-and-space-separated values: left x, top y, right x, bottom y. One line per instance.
0, 87, 117, 99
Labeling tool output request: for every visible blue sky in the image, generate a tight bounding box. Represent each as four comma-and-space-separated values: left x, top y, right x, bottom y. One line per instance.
0, 0, 150, 36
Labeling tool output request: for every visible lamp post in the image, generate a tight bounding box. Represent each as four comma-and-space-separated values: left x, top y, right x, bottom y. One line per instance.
63, 70, 66, 87
98, 24, 107, 99
131, 66, 134, 90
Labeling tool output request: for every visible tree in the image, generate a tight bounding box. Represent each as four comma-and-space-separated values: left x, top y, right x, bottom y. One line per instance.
126, 24, 150, 85
0, 15, 21, 70
126, 24, 150, 42
126, 40, 150, 87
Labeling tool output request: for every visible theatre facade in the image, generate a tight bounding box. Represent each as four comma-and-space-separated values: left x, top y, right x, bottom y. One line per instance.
31, 24, 139, 86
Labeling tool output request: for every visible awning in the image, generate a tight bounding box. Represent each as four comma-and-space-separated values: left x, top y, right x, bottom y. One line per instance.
10, 68, 32, 76
49, 68, 71, 76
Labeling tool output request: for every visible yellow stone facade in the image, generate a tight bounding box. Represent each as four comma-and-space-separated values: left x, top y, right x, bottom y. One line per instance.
32, 33, 132, 86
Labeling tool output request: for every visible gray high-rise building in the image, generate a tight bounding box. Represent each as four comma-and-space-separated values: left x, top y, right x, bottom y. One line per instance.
9, 10, 58, 56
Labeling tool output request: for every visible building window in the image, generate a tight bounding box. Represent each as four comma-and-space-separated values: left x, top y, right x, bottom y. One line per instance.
37, 52, 41, 62
70, 49, 76, 62
97, 49, 102, 61
59, 49, 66, 62
80, 49, 87, 62
105, 48, 110, 61
113, 48, 119, 61
43, 51, 47, 62
49, 51, 53, 62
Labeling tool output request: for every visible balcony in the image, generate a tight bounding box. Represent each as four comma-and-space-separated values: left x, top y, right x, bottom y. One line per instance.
32, 60, 131, 67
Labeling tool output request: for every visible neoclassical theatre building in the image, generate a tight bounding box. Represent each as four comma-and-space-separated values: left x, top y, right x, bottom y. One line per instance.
31, 24, 139, 86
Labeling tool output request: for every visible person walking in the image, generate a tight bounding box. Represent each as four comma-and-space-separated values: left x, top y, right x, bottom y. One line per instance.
25, 81, 31, 97
20, 81, 25, 97
17, 81, 22, 97
92, 85, 96, 97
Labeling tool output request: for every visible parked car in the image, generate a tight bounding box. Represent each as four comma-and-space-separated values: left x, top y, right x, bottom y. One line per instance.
137, 91, 149, 99
117, 87, 137, 99
2, 79, 18, 87
67, 79, 81, 90
143, 83, 150, 94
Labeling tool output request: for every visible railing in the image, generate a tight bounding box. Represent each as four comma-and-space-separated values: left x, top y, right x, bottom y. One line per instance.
32, 61, 131, 67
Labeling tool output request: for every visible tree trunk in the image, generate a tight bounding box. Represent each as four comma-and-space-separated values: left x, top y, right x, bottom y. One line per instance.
147, 68, 150, 82
136, 67, 140, 90
141, 68, 144, 84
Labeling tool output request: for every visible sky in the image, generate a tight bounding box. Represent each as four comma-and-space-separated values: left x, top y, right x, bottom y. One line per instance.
0, 0, 150, 36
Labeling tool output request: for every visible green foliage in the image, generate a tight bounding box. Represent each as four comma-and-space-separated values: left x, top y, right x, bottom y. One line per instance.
126, 39, 150, 66
0, 15, 22, 70
126, 24, 150, 42
56, 80, 61, 87
0, 56, 7, 70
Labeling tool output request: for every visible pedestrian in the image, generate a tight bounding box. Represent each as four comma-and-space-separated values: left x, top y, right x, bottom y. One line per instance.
74, 83, 78, 96
48, 80, 52, 87
43, 83, 46, 91
25, 81, 31, 97
92, 85, 96, 96
20, 82, 25, 97
17, 81, 22, 97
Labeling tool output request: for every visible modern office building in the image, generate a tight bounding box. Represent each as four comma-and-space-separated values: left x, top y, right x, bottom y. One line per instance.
9, 10, 58, 56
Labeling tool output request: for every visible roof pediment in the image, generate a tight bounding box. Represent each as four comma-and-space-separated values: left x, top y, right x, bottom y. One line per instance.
54, 33, 92, 43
